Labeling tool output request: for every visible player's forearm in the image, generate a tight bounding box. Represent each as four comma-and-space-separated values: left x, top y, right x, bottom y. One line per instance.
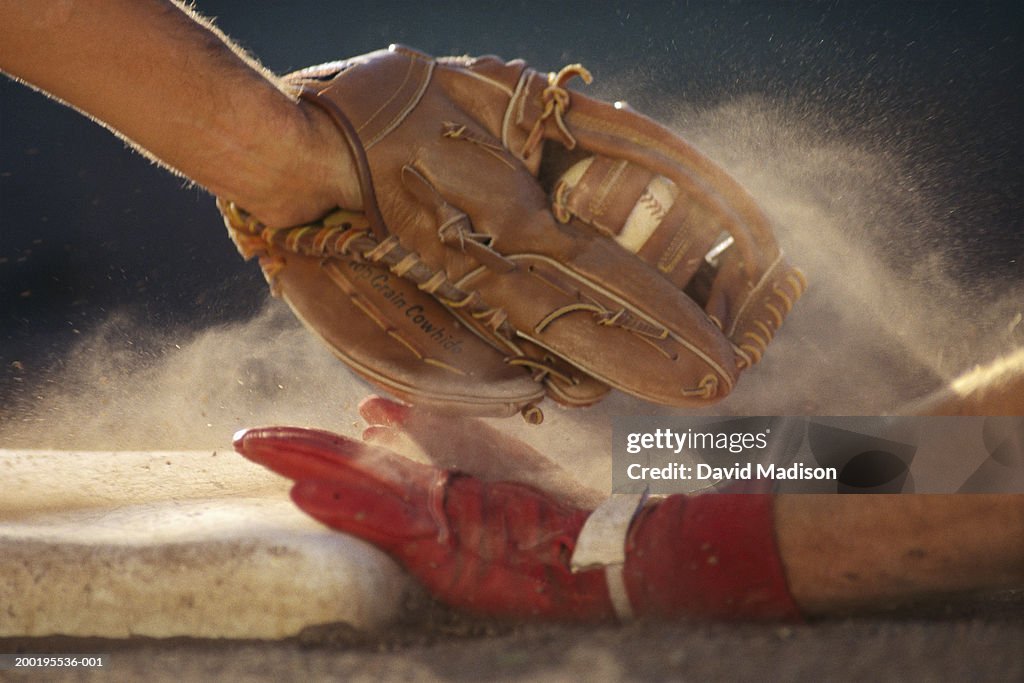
617, 492, 1024, 620
776, 494, 1024, 615
0, 0, 358, 226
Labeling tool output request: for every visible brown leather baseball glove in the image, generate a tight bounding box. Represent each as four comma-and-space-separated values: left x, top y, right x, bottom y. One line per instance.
220, 45, 805, 422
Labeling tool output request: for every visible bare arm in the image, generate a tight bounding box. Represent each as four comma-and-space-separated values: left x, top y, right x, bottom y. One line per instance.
777, 494, 1024, 615
0, 0, 360, 227
356, 398, 1024, 615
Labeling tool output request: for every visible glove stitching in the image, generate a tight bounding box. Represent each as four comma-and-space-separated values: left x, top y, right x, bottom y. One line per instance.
361, 58, 436, 150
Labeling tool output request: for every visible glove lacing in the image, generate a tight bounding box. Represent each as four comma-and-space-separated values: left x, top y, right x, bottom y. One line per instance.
521, 64, 593, 160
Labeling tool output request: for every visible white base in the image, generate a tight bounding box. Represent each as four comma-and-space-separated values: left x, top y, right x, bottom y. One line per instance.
0, 449, 410, 639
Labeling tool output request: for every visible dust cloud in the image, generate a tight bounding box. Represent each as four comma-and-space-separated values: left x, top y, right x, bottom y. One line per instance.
1, 95, 1021, 486
667, 95, 1023, 416
0, 304, 371, 450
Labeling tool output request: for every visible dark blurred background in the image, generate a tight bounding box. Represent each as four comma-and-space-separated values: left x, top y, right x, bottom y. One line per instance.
2, 0, 1022, 406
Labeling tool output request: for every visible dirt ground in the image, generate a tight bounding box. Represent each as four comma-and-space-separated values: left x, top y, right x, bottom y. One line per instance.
2, 591, 1021, 682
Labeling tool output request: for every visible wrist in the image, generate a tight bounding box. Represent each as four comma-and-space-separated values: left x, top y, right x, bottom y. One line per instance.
622, 494, 801, 620
571, 493, 801, 621
292, 97, 364, 214
221, 94, 362, 229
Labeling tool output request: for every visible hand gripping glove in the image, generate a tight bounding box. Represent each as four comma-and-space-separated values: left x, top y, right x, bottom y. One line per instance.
220, 45, 805, 421
233, 415, 800, 621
